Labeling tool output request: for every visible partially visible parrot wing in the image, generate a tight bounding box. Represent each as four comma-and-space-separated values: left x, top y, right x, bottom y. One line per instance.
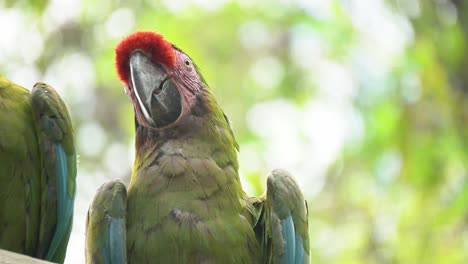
252, 169, 310, 264
86, 179, 127, 264
29, 82, 77, 262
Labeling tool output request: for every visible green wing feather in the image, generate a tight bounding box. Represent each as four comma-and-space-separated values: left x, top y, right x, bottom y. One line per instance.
29, 82, 77, 263
0, 76, 76, 263
250, 169, 310, 264
86, 180, 127, 264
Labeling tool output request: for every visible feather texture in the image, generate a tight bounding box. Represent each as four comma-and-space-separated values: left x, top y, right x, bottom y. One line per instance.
0, 76, 76, 263
86, 31, 310, 264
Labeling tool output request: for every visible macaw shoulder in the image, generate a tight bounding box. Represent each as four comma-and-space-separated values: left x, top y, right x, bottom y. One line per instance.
0, 77, 37, 154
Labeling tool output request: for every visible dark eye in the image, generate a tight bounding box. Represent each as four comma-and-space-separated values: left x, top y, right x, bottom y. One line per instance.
184, 59, 191, 66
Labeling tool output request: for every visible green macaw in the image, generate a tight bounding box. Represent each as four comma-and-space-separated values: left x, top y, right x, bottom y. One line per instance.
0, 75, 76, 263
85, 31, 309, 264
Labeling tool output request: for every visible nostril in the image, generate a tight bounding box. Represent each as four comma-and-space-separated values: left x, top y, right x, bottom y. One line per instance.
154, 84, 162, 95
154, 77, 168, 96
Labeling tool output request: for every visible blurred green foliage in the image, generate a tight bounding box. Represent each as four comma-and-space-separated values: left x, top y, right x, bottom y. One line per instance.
0, 0, 467, 263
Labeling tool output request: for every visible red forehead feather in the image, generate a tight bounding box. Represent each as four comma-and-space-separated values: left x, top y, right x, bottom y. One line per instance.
115, 31, 176, 85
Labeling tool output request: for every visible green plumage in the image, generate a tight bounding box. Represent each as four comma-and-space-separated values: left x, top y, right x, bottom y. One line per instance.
86, 32, 309, 264
0, 75, 76, 263
125, 91, 259, 263
86, 180, 127, 264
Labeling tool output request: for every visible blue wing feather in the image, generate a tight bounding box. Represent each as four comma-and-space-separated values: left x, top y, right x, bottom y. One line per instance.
45, 143, 75, 260
295, 235, 305, 264
263, 169, 310, 264
107, 218, 126, 264
280, 215, 296, 264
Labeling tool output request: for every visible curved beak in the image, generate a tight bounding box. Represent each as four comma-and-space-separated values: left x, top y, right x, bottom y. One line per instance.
129, 51, 181, 128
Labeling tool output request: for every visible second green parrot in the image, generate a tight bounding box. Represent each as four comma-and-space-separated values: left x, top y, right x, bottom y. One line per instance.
0, 75, 76, 263
86, 31, 309, 263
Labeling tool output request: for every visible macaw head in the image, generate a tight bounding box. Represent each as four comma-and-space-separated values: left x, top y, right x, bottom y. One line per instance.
115, 31, 207, 129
